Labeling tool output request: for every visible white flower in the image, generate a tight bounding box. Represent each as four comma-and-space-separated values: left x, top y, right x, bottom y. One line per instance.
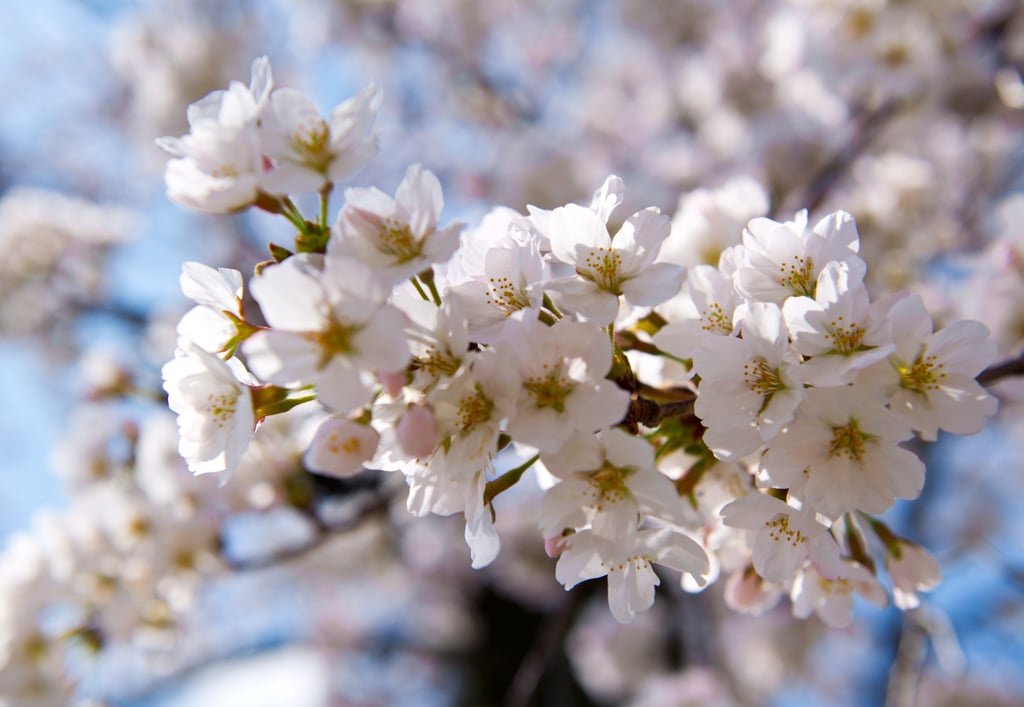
783, 261, 895, 386
791, 561, 888, 628
733, 209, 864, 303
176, 261, 245, 353
396, 290, 469, 390
546, 202, 682, 325
539, 428, 686, 543
448, 213, 549, 343
556, 527, 709, 623
884, 295, 998, 441
242, 256, 410, 414
504, 317, 630, 453
157, 57, 271, 213
719, 493, 842, 584
162, 343, 255, 476
759, 386, 925, 520
692, 301, 803, 459
427, 348, 519, 471
259, 82, 380, 194
303, 418, 379, 478
653, 263, 741, 361
886, 540, 941, 610
330, 163, 463, 284
404, 348, 519, 520
527, 174, 624, 252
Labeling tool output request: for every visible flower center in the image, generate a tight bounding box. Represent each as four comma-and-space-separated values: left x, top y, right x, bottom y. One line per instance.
314, 319, 358, 368
818, 576, 854, 596
744, 357, 784, 397
578, 247, 623, 293
602, 552, 654, 573
486, 274, 531, 314
205, 390, 240, 427
590, 462, 630, 508
417, 344, 462, 378
824, 315, 866, 354
829, 418, 870, 461
294, 118, 331, 167
376, 217, 421, 262
701, 301, 732, 334
524, 364, 573, 413
780, 255, 815, 297
212, 163, 241, 179
898, 353, 946, 394
765, 513, 807, 548
456, 384, 494, 433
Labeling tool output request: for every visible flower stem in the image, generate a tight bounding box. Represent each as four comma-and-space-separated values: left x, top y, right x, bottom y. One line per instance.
410, 276, 430, 301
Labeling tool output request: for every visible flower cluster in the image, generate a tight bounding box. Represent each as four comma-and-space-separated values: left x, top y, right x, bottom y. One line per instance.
161, 58, 999, 627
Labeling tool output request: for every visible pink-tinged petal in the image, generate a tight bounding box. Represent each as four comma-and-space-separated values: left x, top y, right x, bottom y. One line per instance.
339, 185, 396, 222
565, 380, 631, 433
810, 210, 860, 257
655, 532, 710, 585
928, 320, 998, 376
315, 358, 375, 413
702, 421, 762, 461
539, 478, 593, 537
249, 260, 327, 331
816, 592, 854, 628
507, 405, 567, 452
548, 204, 610, 266
242, 330, 321, 385
395, 164, 443, 238
620, 262, 684, 307
752, 529, 805, 583
352, 307, 411, 372
260, 161, 326, 195
541, 432, 603, 477
868, 445, 925, 503
614, 207, 670, 267
589, 175, 624, 224
608, 562, 658, 623
555, 536, 606, 589
466, 473, 501, 569
180, 262, 243, 310
558, 286, 621, 325
602, 428, 655, 468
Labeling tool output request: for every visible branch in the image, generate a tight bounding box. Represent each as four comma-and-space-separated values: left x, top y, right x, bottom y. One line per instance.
977, 350, 1024, 385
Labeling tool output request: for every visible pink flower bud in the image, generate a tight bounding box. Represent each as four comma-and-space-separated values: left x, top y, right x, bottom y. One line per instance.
544, 535, 568, 559
378, 370, 406, 398
396, 405, 438, 458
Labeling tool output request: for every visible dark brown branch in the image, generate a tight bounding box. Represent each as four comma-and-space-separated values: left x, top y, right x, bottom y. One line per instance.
977, 351, 1024, 386
621, 394, 696, 429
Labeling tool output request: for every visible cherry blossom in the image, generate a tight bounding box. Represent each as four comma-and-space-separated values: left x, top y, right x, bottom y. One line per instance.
790, 561, 888, 628
556, 527, 710, 624
503, 317, 630, 453
883, 295, 999, 440
259, 82, 380, 195
691, 301, 803, 459
719, 493, 842, 584
759, 386, 925, 520
162, 343, 256, 476
330, 164, 463, 284
156, 57, 272, 213
545, 203, 681, 325
242, 255, 410, 414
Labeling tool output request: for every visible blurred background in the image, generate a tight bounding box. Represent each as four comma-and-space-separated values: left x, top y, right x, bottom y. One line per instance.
2, 0, 1024, 705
